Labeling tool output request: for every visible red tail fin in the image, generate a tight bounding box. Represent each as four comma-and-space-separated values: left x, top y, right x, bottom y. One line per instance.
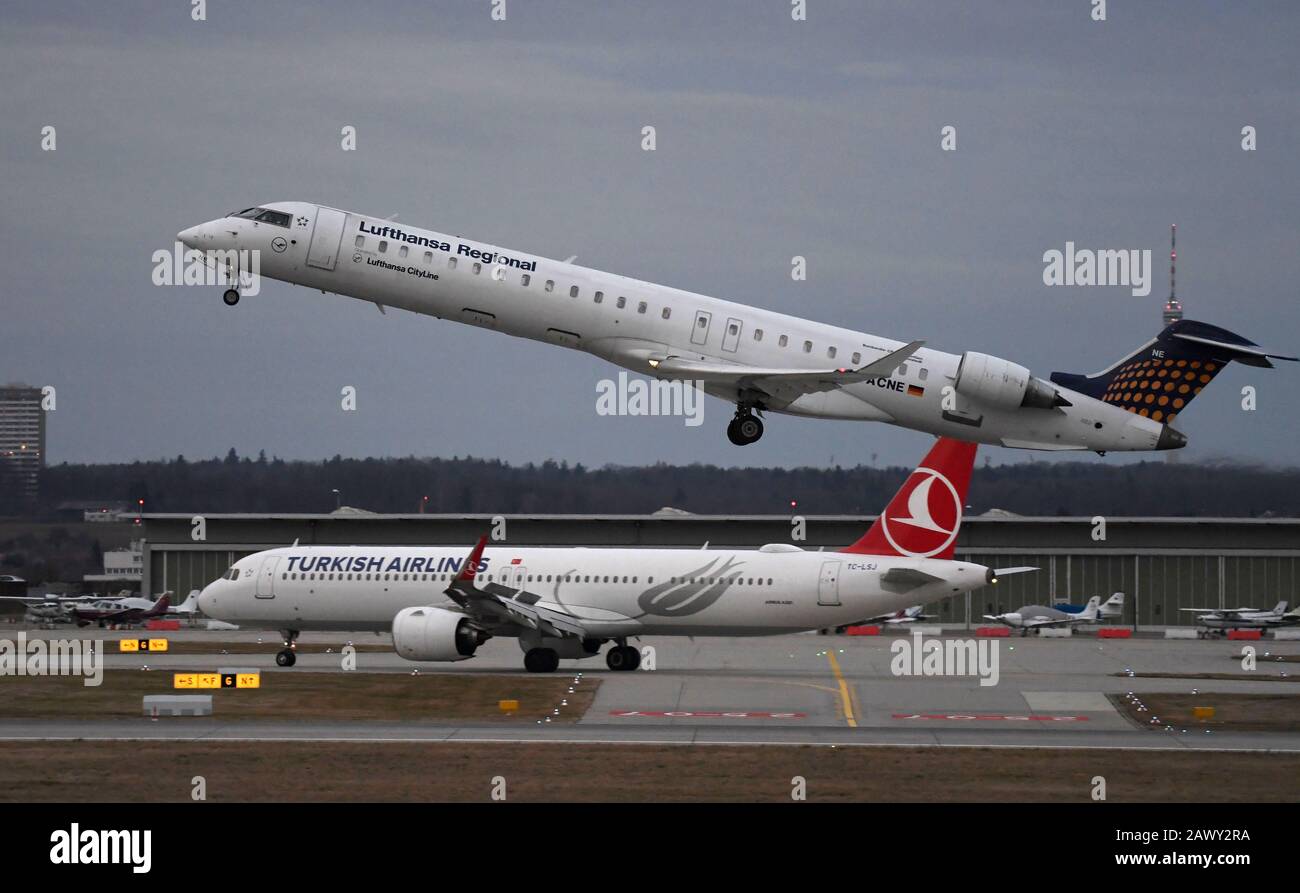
841, 437, 977, 560
151, 593, 172, 614
456, 536, 489, 582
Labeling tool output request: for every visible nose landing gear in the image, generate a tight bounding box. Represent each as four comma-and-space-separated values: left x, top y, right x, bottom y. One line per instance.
275, 629, 299, 667
223, 289, 241, 306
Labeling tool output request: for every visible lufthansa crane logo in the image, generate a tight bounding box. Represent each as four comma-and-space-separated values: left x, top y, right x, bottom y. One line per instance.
271, 237, 288, 253
880, 466, 962, 558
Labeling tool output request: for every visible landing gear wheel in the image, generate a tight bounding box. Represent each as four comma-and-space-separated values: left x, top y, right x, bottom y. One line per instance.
223, 289, 240, 306
524, 648, 560, 673
606, 645, 641, 671
275, 649, 296, 667
727, 413, 764, 446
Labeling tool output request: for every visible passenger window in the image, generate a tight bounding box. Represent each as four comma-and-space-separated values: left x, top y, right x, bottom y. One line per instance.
851, 352, 861, 365
379, 241, 388, 253
662, 307, 671, 319
637, 301, 647, 314
570, 285, 580, 298
754, 329, 763, 341
399, 245, 409, 258
423, 251, 432, 263
896, 365, 906, 377
729, 323, 738, 335
545, 280, 555, 292
521, 274, 531, 286
919, 367, 928, 381
594, 291, 603, 303
448, 257, 457, 269
828, 346, 837, 359
472, 262, 481, 275
355, 235, 365, 247
779, 335, 788, 347
617, 296, 626, 309
803, 340, 812, 353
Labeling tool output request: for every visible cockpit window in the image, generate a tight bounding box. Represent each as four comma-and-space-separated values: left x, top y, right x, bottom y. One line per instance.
229, 207, 292, 227
255, 209, 292, 227
225, 567, 239, 581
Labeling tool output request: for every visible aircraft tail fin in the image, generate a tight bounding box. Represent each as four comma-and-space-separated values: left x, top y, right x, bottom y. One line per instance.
151, 592, 172, 615
1049, 319, 1296, 428
1079, 595, 1102, 621
841, 437, 976, 560
1273, 601, 1289, 615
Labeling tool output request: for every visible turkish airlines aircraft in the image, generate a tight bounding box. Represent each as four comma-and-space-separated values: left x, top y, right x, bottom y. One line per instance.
197, 437, 1032, 672
177, 203, 1294, 451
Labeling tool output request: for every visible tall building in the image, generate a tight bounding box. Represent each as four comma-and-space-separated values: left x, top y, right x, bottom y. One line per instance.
0, 383, 46, 501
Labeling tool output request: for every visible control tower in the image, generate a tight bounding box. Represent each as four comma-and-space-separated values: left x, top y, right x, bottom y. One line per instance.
1162, 223, 1184, 326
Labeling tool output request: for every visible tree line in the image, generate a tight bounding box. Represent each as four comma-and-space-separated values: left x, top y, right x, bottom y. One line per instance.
6, 448, 1299, 518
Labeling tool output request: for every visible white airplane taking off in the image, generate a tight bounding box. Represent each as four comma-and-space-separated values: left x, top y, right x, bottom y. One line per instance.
197, 437, 1034, 672
178, 203, 1294, 451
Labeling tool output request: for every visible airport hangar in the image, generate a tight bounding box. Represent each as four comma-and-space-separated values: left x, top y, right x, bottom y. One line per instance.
138, 511, 1300, 629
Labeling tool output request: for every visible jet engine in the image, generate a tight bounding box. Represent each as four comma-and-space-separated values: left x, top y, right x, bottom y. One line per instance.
392, 606, 486, 662
954, 352, 1067, 410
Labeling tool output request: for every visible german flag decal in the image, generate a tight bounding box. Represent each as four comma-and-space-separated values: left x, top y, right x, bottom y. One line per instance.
906, 385, 925, 397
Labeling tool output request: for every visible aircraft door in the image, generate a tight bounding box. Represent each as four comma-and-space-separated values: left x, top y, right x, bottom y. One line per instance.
690, 310, 712, 346
818, 560, 841, 606
721, 317, 743, 353
507, 565, 528, 591
306, 207, 348, 270
255, 556, 280, 599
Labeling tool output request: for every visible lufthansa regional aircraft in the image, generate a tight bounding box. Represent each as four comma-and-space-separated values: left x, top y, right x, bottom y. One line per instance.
177, 203, 1294, 450
197, 437, 1033, 672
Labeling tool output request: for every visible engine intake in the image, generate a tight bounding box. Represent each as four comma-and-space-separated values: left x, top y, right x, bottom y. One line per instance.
954, 351, 1067, 410
392, 606, 485, 662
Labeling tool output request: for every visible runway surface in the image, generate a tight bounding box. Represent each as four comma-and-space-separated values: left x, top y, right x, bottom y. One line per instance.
2, 627, 1297, 751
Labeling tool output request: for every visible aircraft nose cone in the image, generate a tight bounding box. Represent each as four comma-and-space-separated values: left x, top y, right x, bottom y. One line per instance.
177, 225, 202, 248
197, 584, 216, 616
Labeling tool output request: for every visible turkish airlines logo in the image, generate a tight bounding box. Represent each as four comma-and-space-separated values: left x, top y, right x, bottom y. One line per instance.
880, 466, 962, 558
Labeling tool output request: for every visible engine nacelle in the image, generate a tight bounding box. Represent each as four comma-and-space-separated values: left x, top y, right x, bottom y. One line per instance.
392, 606, 484, 662
954, 352, 1064, 410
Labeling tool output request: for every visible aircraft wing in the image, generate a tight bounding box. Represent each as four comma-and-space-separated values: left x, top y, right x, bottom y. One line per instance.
649, 340, 925, 399
442, 536, 588, 638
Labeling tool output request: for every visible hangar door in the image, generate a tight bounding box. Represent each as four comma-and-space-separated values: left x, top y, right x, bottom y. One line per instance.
306, 207, 348, 270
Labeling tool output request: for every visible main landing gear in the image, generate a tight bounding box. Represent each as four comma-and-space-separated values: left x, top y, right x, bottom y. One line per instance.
726, 407, 764, 446
275, 629, 299, 667
605, 639, 641, 671
523, 648, 560, 673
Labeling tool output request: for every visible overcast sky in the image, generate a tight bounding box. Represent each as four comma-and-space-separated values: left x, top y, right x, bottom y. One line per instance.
2, 1, 1297, 471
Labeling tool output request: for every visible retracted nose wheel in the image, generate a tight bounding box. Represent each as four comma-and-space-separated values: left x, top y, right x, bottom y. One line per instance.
222, 289, 241, 306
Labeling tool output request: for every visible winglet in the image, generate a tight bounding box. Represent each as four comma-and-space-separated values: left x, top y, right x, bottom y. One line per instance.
456, 535, 489, 583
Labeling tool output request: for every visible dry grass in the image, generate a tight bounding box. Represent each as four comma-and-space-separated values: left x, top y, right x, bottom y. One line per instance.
0, 670, 595, 722
0, 740, 1296, 802
1112, 692, 1300, 733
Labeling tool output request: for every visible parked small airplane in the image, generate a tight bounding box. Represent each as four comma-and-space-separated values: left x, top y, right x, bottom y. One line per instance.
71, 593, 172, 627
1179, 600, 1295, 631
1056, 591, 1124, 620
984, 595, 1104, 635
863, 605, 935, 625
0, 592, 130, 625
